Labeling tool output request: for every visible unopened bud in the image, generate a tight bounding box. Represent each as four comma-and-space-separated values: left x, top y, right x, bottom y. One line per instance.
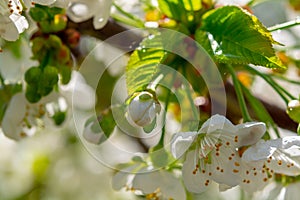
127, 91, 161, 127
287, 100, 300, 123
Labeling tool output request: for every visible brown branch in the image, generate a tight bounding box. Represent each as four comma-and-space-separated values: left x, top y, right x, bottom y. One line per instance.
67, 17, 298, 133
225, 82, 298, 132
67, 18, 142, 52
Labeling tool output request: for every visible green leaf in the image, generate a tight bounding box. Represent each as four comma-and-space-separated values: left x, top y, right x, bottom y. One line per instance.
158, 0, 201, 17
194, 29, 214, 57
126, 35, 166, 94
182, 0, 202, 11
200, 6, 285, 69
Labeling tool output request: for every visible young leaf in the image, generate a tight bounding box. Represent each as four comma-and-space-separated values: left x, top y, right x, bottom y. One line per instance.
200, 6, 285, 69
157, 0, 201, 25
126, 34, 166, 94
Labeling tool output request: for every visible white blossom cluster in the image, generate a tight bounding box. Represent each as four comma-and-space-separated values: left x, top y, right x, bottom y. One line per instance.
0, 0, 112, 46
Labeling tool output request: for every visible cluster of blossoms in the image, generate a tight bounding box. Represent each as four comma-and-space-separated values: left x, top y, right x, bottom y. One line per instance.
171, 114, 300, 194
0, 0, 112, 49
2, 71, 95, 140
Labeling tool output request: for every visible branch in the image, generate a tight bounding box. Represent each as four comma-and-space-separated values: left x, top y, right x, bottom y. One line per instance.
67, 18, 142, 52
67, 17, 298, 133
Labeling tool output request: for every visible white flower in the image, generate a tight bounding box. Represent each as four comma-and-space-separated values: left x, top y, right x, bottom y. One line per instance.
112, 164, 186, 200
171, 114, 266, 193
1, 92, 55, 140
23, 0, 56, 8
67, 0, 112, 29
59, 71, 96, 110
240, 136, 300, 193
127, 91, 161, 127
0, 0, 28, 41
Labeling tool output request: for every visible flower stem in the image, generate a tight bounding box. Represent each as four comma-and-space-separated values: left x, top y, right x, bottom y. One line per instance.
271, 74, 300, 86
157, 69, 178, 148
227, 65, 252, 122
268, 17, 300, 32
112, 3, 145, 28
245, 66, 295, 104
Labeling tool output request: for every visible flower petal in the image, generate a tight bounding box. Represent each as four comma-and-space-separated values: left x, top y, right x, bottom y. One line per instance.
0, 14, 19, 41
170, 132, 198, 159
238, 163, 270, 193
235, 122, 266, 147
242, 140, 276, 163
199, 114, 237, 135
182, 150, 212, 193
1, 93, 27, 140
209, 146, 240, 187
132, 170, 186, 200
93, 0, 112, 29
285, 182, 300, 200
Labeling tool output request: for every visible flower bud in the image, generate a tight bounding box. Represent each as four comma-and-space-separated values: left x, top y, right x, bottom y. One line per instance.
287, 100, 300, 123
127, 91, 161, 127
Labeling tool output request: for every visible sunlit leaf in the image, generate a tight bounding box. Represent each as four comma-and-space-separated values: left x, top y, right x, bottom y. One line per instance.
126, 35, 166, 94
200, 6, 285, 69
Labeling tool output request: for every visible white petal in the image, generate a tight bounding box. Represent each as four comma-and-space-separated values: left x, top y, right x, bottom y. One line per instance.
235, 122, 266, 147
209, 146, 240, 187
132, 170, 186, 200
199, 114, 237, 134
285, 182, 300, 200
238, 163, 270, 193
111, 164, 140, 190
9, 14, 29, 34
219, 184, 233, 192
60, 71, 96, 110
170, 132, 198, 158
242, 140, 277, 163
1, 93, 27, 140
267, 150, 300, 176
33, 0, 56, 5
67, 1, 96, 22
182, 150, 212, 193
0, 14, 19, 41
93, 0, 112, 29
82, 122, 105, 144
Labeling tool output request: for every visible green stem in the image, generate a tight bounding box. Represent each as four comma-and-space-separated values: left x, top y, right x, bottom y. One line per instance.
268, 17, 300, 32
182, 67, 200, 121
112, 3, 145, 28
245, 66, 293, 104
157, 69, 178, 148
271, 74, 300, 86
0, 72, 5, 86
40, 50, 51, 69
227, 65, 252, 122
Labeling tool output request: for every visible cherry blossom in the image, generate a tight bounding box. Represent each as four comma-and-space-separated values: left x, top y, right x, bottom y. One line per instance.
0, 0, 28, 41
127, 91, 161, 127
171, 114, 266, 193
112, 162, 186, 200
66, 0, 112, 29
240, 136, 300, 193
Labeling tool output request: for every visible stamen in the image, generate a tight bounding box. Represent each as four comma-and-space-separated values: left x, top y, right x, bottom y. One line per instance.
234, 136, 238, 142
